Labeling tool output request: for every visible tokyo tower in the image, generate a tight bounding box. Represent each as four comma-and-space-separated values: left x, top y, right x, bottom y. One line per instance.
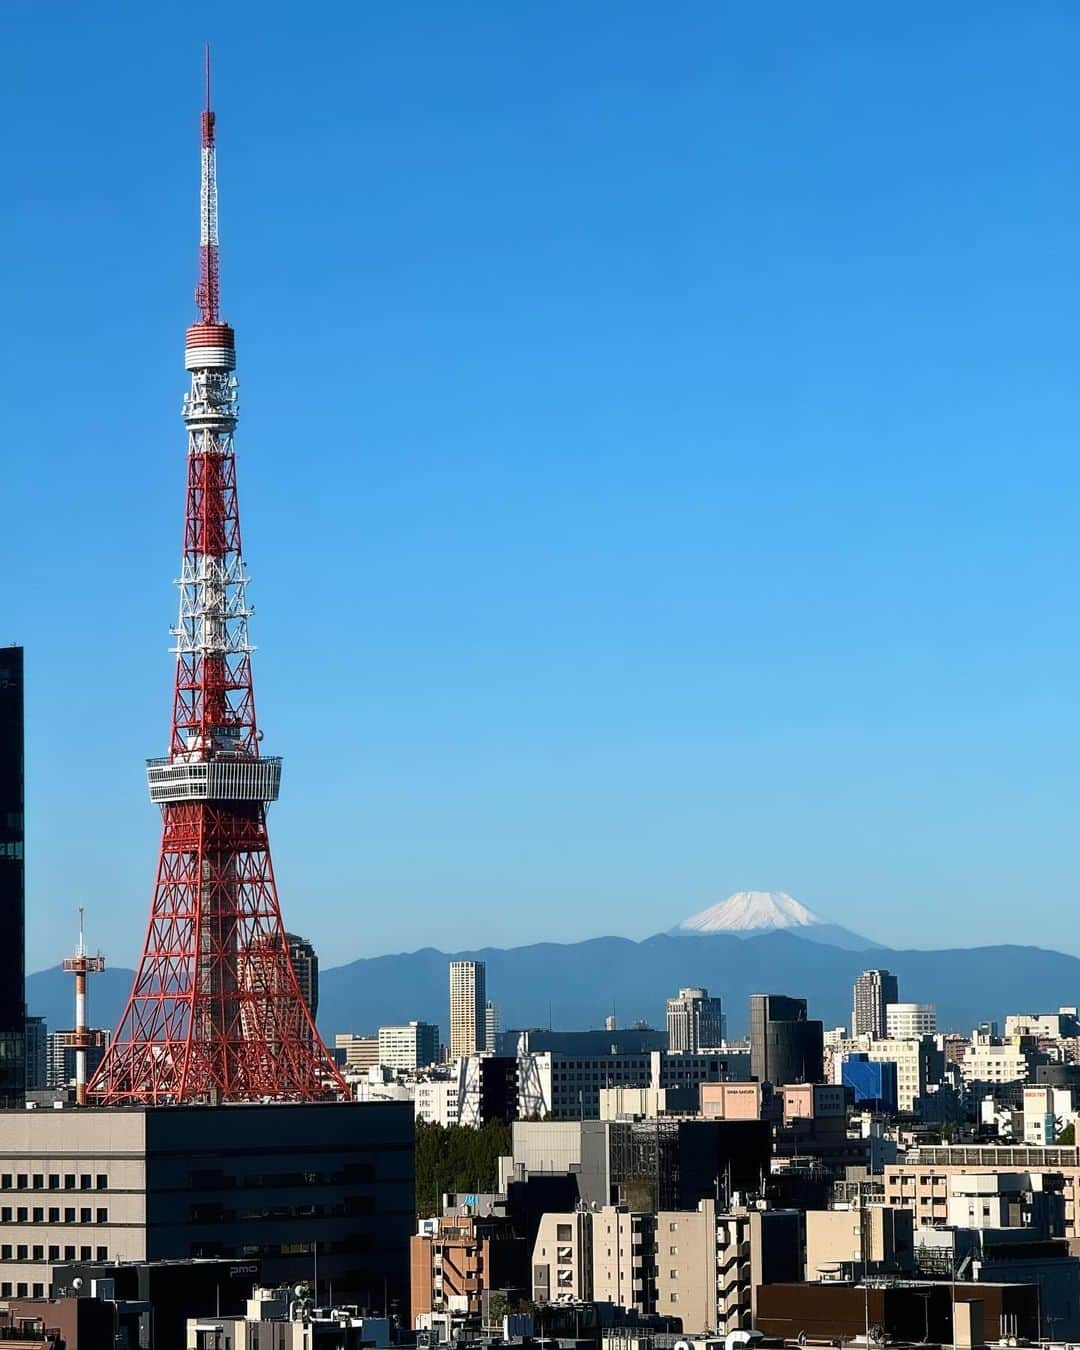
89, 54, 347, 1105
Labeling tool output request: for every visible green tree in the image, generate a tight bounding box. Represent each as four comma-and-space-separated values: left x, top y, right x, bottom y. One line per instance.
1058, 1122, 1075, 1145
414, 1119, 513, 1217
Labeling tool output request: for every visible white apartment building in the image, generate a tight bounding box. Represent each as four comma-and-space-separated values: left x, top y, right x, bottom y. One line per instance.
885, 1003, 937, 1039
533, 1206, 655, 1314
961, 1036, 1031, 1086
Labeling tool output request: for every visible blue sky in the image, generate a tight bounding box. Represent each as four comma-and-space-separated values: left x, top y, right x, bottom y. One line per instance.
7, 3, 1080, 973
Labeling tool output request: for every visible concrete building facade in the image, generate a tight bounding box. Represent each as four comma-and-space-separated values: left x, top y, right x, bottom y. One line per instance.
0, 1102, 413, 1304
749, 995, 823, 1086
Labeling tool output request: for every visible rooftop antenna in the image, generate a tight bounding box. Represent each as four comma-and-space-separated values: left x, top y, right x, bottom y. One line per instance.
62, 908, 105, 1106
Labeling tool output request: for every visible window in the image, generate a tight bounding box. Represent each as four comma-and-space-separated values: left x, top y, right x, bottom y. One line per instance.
31, 1208, 43, 1223
16, 1208, 26, 1223
80, 1209, 91, 1224
80, 1177, 92, 1191
32, 1284, 44, 1298
63, 1175, 75, 1190
48, 1208, 58, 1223
96, 1247, 107, 1261
16, 1175, 26, 1189
48, 1246, 59, 1261
670, 1245, 678, 1255
0, 1285, 9, 1298
0, 1209, 9, 1223
31, 1246, 43, 1261
15, 1247, 26, 1260
80, 1246, 91, 1260
31, 1175, 43, 1190
556, 1224, 572, 1242
96, 1208, 107, 1223
63, 1246, 75, 1260
0, 1176, 10, 1191
96, 1175, 108, 1191
0, 1246, 9, 1259
64, 1208, 75, 1223
15, 1284, 26, 1298
48, 1175, 59, 1191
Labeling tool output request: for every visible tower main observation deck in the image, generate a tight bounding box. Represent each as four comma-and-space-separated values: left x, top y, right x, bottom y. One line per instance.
88, 56, 347, 1106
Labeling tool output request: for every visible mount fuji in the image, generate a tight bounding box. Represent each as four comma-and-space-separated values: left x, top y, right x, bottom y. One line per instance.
669, 890, 882, 951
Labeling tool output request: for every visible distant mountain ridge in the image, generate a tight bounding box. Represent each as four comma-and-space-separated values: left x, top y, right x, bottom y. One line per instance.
27, 929, 1080, 1046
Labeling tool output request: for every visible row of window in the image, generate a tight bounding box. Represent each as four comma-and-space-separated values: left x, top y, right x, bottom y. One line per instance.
1, 1207, 107, 1224
0, 1173, 108, 1192
2, 1284, 46, 1299
1, 1244, 107, 1262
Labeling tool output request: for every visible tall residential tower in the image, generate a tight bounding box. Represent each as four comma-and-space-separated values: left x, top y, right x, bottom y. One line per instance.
450, 960, 486, 1058
851, 969, 899, 1040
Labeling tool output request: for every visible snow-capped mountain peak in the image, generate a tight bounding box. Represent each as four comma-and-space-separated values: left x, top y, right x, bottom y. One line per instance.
677, 890, 822, 935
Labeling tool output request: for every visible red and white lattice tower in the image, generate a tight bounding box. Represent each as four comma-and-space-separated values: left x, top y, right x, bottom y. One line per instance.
89, 52, 347, 1105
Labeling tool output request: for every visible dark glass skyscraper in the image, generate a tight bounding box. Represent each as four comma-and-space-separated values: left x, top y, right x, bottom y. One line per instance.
0, 646, 24, 1105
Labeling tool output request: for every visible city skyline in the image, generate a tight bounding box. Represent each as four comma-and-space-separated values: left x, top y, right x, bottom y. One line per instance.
8, 4, 1080, 974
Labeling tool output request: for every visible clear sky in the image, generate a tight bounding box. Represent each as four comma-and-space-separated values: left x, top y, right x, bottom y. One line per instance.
6, 3, 1080, 974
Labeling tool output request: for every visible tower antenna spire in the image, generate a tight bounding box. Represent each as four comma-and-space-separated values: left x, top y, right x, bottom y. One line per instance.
197, 44, 220, 324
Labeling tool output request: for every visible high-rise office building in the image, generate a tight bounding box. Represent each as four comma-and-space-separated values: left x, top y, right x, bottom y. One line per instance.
378, 1021, 439, 1071
851, 969, 899, 1039
749, 993, 823, 1086
24, 1016, 46, 1092
286, 932, 319, 1025
449, 960, 486, 1058
46, 1029, 107, 1090
485, 1000, 500, 1053
0, 647, 24, 1108
667, 987, 725, 1051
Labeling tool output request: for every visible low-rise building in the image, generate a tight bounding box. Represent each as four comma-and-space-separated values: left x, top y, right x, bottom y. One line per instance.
805, 1203, 914, 1280
411, 1214, 526, 1327
335, 1033, 379, 1072
886, 1152, 1071, 1233
188, 1286, 390, 1350
518, 1049, 750, 1120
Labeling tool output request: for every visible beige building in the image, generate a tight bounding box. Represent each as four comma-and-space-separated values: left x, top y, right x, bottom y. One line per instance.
805, 1204, 913, 1281
335, 1032, 379, 1071
531, 1209, 594, 1303
885, 1146, 1080, 1235
534, 1199, 801, 1336
449, 961, 486, 1059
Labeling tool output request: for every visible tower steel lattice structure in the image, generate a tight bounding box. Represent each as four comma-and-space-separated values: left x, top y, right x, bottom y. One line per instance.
89, 54, 347, 1105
